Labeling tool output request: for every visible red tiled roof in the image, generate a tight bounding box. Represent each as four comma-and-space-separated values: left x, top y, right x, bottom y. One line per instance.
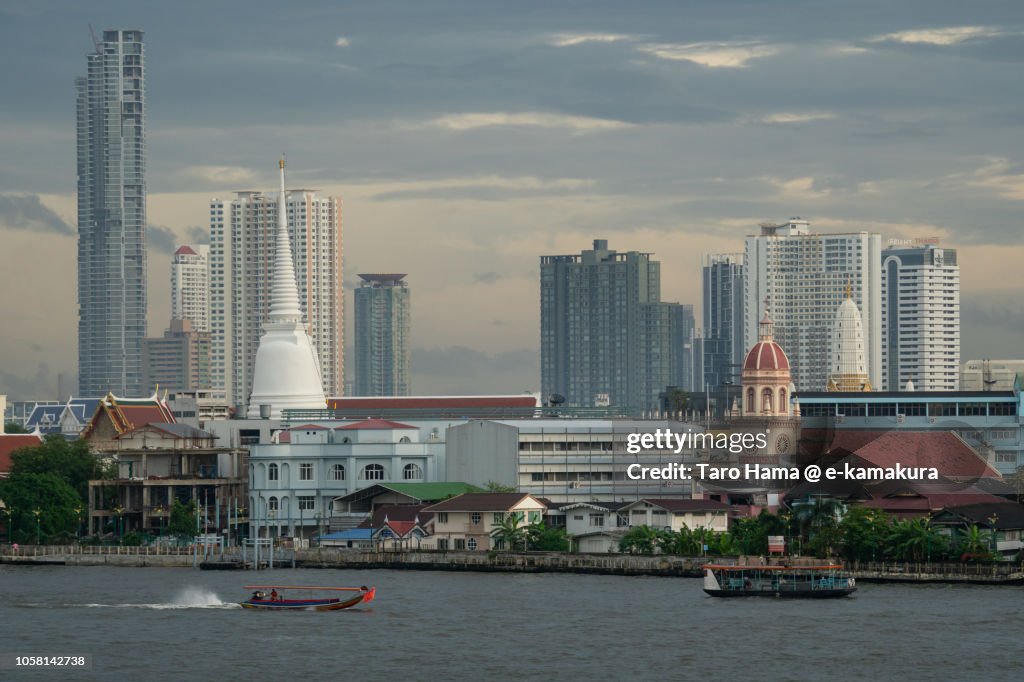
327, 396, 537, 410
825, 431, 1001, 479
423, 493, 543, 513
0, 433, 44, 474
290, 423, 330, 430
335, 418, 417, 430
860, 493, 1010, 513
358, 505, 433, 528
175, 245, 198, 255
743, 341, 790, 371
82, 393, 176, 440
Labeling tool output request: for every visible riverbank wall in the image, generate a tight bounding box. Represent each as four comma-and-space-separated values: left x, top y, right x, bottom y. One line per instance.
3, 545, 1023, 584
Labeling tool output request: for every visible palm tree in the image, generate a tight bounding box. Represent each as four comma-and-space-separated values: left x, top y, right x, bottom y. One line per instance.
887, 518, 946, 562
957, 524, 989, 560
792, 497, 845, 556
491, 513, 528, 551
619, 525, 660, 554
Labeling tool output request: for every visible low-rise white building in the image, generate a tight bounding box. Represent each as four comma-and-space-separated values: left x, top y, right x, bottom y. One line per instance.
421, 493, 547, 551
248, 418, 445, 539
619, 498, 732, 533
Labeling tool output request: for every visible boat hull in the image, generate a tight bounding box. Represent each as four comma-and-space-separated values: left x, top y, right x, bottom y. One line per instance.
703, 587, 857, 599
241, 588, 375, 611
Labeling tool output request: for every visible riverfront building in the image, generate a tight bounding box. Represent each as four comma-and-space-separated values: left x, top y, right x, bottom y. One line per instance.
881, 242, 960, 391
796, 384, 1024, 474
541, 239, 690, 411
744, 219, 882, 392
76, 29, 148, 396
354, 274, 411, 396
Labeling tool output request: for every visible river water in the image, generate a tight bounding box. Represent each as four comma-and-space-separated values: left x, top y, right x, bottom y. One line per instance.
2, 565, 1022, 681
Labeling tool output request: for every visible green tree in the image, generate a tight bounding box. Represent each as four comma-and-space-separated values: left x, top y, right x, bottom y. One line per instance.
792, 497, 844, 557
956, 524, 992, 561
731, 510, 788, 555
886, 518, 946, 562
484, 481, 516, 493
9, 435, 109, 503
657, 526, 699, 556
167, 500, 197, 537
0, 472, 81, 544
3, 422, 30, 434
619, 525, 660, 554
838, 507, 891, 562
528, 522, 570, 552
491, 512, 528, 551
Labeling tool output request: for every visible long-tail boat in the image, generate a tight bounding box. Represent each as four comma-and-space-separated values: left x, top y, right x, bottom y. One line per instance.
241, 585, 376, 611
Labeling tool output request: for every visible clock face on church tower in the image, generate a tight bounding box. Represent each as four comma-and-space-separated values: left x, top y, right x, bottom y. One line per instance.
775, 434, 791, 455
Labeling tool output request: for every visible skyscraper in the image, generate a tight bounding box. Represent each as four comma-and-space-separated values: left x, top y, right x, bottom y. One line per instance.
210, 184, 342, 412
171, 245, 210, 332
540, 239, 687, 411
354, 274, 411, 396
701, 253, 745, 396
76, 29, 147, 396
744, 219, 882, 391
881, 242, 960, 391
142, 319, 212, 395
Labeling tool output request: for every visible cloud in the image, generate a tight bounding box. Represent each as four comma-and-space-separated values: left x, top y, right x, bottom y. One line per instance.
0, 194, 73, 235
335, 36, 350, 48
637, 41, 782, 68
472, 271, 500, 284
148, 224, 179, 254
367, 175, 596, 201
549, 33, 633, 47
0, 362, 55, 399
420, 111, 633, 132
411, 346, 538, 393
185, 225, 209, 244
759, 112, 837, 124
182, 165, 257, 186
965, 158, 1024, 200
871, 26, 1005, 46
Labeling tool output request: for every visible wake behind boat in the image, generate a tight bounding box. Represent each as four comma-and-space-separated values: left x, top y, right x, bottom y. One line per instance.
241, 585, 376, 611
703, 564, 856, 598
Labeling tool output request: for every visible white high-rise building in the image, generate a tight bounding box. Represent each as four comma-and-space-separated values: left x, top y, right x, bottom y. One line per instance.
881, 243, 960, 391
744, 218, 882, 392
210, 182, 342, 412
171, 245, 210, 331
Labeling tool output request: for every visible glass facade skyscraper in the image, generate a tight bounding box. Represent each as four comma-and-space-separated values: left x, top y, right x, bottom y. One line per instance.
354, 274, 411, 396
76, 29, 147, 397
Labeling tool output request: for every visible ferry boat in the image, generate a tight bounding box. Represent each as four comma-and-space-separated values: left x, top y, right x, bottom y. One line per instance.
241, 585, 376, 611
703, 564, 856, 598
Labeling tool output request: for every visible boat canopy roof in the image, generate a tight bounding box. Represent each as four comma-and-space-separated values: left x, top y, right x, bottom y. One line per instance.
703, 565, 844, 571
243, 585, 367, 591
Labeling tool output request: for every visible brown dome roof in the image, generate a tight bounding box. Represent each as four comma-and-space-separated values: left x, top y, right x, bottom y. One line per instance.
743, 340, 790, 371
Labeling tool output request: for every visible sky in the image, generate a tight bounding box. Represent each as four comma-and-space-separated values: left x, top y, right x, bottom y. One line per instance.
1, 0, 1023, 400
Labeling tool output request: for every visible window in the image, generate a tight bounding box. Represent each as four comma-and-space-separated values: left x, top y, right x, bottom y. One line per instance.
399, 436, 412, 443
589, 514, 605, 527
299, 463, 313, 481
298, 496, 314, 511
268, 496, 278, 512
437, 538, 449, 551
471, 512, 482, 525
403, 463, 424, 480
493, 512, 505, 524
528, 510, 541, 524
268, 463, 278, 482
361, 464, 385, 480
573, 515, 584, 521
454, 539, 465, 550
467, 537, 478, 551
437, 512, 448, 524
331, 464, 345, 481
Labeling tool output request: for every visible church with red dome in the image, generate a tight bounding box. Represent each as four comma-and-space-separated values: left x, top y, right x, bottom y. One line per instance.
741, 311, 795, 418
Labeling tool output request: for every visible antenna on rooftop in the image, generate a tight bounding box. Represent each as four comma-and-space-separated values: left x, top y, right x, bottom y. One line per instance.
88, 24, 101, 53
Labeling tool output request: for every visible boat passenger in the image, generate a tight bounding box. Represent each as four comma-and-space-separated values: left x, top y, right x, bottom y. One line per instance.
271, 590, 279, 601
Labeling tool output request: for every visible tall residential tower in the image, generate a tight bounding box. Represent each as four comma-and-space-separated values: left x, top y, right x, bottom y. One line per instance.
171, 245, 210, 332
76, 29, 147, 396
702, 253, 745, 399
354, 274, 411, 396
744, 219, 882, 392
540, 239, 688, 411
881, 242, 960, 391
210, 182, 342, 412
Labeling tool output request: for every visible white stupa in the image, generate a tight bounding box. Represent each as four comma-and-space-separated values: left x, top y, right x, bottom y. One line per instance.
246, 159, 327, 418
826, 282, 872, 392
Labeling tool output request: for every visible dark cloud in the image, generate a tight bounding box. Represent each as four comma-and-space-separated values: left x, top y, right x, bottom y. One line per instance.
185, 225, 209, 245
0, 194, 72, 235
148, 224, 179, 254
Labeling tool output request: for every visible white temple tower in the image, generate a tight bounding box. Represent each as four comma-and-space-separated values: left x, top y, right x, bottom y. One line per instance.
246, 159, 327, 418
826, 283, 872, 392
